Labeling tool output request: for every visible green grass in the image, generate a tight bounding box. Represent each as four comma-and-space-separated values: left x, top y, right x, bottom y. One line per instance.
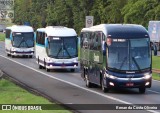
152, 56, 160, 69
152, 73, 160, 81
0, 33, 5, 41
0, 79, 71, 113
152, 56, 160, 81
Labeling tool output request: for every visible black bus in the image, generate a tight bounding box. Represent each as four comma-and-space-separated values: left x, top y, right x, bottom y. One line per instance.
80, 24, 152, 93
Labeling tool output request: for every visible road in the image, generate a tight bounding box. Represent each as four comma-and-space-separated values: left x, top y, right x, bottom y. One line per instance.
0, 42, 160, 113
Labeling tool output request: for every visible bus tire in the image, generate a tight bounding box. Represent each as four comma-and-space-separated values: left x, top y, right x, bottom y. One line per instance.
101, 77, 109, 93
11, 55, 14, 58
29, 55, 32, 58
71, 69, 75, 72
39, 65, 43, 69
7, 53, 9, 57
139, 88, 146, 94
46, 68, 50, 72
85, 73, 92, 88
44, 60, 50, 72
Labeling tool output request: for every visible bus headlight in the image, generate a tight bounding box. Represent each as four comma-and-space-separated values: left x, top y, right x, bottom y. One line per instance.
143, 74, 151, 80
109, 75, 117, 79
12, 47, 15, 51
104, 73, 117, 79
47, 58, 53, 63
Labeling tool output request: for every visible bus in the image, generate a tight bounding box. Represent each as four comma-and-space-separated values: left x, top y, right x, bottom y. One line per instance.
35, 26, 79, 72
5, 25, 35, 58
80, 24, 152, 93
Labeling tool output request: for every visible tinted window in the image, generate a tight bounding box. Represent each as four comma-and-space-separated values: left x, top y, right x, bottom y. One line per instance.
5, 29, 11, 39
80, 32, 90, 49
90, 32, 101, 50
36, 31, 45, 45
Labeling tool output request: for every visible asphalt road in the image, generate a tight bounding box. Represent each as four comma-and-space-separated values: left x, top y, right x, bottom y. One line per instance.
0, 42, 160, 113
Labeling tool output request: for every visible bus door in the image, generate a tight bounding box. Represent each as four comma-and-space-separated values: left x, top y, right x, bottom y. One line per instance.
89, 32, 103, 85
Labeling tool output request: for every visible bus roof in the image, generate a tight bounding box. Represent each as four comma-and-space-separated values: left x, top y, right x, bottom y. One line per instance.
6, 25, 34, 32
81, 24, 149, 39
37, 26, 77, 37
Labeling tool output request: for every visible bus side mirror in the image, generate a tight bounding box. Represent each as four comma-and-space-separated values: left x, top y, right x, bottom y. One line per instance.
34, 32, 36, 41
11, 33, 13, 40
153, 43, 157, 56
45, 38, 49, 48
103, 50, 106, 56
103, 42, 106, 56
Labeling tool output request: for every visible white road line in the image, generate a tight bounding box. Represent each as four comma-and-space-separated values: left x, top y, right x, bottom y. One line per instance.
0, 55, 159, 113
153, 79, 160, 83
147, 90, 160, 94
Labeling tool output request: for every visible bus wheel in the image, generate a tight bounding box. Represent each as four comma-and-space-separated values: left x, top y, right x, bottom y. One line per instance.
29, 55, 32, 58
139, 88, 146, 94
46, 68, 50, 72
39, 65, 43, 69
101, 79, 109, 93
11, 55, 14, 58
85, 74, 92, 88
71, 69, 75, 72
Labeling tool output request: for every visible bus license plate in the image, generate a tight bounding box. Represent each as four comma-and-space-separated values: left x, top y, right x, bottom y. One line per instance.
61, 64, 66, 67
126, 83, 134, 87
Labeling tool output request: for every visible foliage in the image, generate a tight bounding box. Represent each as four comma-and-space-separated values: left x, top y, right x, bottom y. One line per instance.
13, 0, 160, 34
0, 33, 5, 41
0, 79, 71, 113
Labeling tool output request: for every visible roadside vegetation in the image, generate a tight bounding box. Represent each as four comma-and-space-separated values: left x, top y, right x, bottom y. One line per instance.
0, 79, 71, 113
152, 56, 160, 81
0, 33, 5, 41
152, 56, 160, 69
14, 0, 160, 33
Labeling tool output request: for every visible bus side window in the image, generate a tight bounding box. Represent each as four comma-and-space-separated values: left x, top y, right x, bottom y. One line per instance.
89, 32, 94, 50
41, 32, 45, 45
5, 29, 11, 39
80, 33, 84, 48
91, 32, 101, 51
83, 32, 89, 49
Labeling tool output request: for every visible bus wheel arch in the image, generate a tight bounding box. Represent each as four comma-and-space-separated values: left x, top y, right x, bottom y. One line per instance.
101, 71, 109, 93
38, 57, 43, 69
85, 68, 92, 88
44, 59, 50, 72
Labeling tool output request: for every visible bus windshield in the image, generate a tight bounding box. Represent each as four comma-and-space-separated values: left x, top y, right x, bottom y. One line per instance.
48, 36, 77, 59
13, 32, 34, 48
107, 38, 151, 72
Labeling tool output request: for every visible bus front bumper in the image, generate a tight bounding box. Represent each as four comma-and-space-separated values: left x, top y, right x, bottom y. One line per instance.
104, 77, 152, 88
46, 62, 79, 69
11, 51, 34, 56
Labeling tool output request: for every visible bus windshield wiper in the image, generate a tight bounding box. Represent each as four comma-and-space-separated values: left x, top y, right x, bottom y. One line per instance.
24, 39, 29, 48
17, 38, 24, 48
119, 57, 127, 70
63, 45, 71, 58
18, 39, 29, 48
56, 47, 62, 58
132, 57, 141, 71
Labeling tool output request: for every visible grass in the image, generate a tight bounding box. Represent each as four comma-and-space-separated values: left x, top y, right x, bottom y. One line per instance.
152, 56, 160, 69
152, 73, 160, 81
0, 33, 5, 41
152, 56, 160, 81
0, 79, 71, 113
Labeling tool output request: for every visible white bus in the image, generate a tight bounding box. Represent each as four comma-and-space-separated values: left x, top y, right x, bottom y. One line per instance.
35, 26, 79, 72
5, 25, 35, 58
